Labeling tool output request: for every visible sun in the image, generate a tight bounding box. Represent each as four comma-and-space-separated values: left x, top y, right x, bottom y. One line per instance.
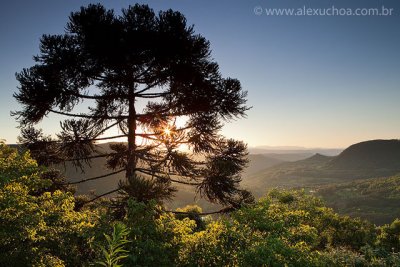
164, 127, 171, 136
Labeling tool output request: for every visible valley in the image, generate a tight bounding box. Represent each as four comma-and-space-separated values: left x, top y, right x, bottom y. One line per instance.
59, 139, 400, 225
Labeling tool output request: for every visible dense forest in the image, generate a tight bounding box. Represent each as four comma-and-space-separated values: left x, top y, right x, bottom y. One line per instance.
317, 174, 400, 225
1, 142, 400, 266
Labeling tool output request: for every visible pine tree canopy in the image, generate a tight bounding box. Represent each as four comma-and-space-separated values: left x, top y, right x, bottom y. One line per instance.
13, 4, 252, 210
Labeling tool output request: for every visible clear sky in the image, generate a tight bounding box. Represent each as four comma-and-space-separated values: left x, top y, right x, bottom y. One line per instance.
1, 0, 399, 148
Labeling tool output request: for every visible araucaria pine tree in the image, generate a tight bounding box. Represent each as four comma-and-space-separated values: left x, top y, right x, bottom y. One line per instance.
13, 4, 252, 210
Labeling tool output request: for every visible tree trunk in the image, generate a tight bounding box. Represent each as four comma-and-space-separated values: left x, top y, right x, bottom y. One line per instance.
126, 81, 137, 191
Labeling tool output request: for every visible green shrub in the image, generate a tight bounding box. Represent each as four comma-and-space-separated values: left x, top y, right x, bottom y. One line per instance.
0, 143, 96, 266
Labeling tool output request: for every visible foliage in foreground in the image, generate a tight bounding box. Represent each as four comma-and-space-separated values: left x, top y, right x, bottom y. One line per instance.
1, 143, 400, 266
96, 223, 130, 267
0, 142, 97, 266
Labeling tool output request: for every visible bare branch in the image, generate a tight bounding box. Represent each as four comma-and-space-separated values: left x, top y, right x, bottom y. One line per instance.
91, 134, 127, 142
69, 92, 125, 100
97, 119, 125, 135
67, 169, 125, 185
136, 92, 169, 99
132, 62, 156, 81
50, 109, 128, 120
134, 81, 160, 95
84, 188, 121, 205
135, 168, 201, 186
165, 207, 234, 216
65, 152, 125, 162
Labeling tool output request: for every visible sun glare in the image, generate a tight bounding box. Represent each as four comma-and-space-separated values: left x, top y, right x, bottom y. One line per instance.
164, 127, 171, 136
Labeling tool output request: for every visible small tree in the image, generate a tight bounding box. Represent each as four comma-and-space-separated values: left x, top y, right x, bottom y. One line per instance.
13, 4, 251, 210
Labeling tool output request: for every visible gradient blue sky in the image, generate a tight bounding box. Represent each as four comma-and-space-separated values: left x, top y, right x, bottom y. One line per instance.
1, 0, 399, 148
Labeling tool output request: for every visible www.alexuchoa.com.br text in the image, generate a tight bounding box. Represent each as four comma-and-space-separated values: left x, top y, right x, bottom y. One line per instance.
254, 5, 395, 16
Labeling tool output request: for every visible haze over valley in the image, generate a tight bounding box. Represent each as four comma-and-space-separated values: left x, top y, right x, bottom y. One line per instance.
56, 139, 400, 225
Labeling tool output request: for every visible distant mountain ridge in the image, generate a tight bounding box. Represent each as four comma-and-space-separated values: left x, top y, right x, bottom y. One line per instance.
327, 139, 400, 171
244, 139, 400, 196
248, 147, 343, 156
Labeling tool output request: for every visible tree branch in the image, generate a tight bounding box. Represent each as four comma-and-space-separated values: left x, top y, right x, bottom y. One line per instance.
165, 207, 235, 216
91, 134, 127, 142
135, 168, 201, 186
134, 81, 160, 95
65, 152, 125, 162
69, 92, 125, 100
49, 109, 128, 120
136, 92, 169, 99
132, 62, 156, 81
84, 188, 121, 205
66, 169, 125, 185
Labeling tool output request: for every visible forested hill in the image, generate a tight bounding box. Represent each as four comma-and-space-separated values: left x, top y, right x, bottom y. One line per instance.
245, 139, 400, 192
317, 174, 400, 225
327, 139, 400, 171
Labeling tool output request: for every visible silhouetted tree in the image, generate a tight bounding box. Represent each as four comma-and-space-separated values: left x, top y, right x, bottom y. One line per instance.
13, 4, 251, 210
